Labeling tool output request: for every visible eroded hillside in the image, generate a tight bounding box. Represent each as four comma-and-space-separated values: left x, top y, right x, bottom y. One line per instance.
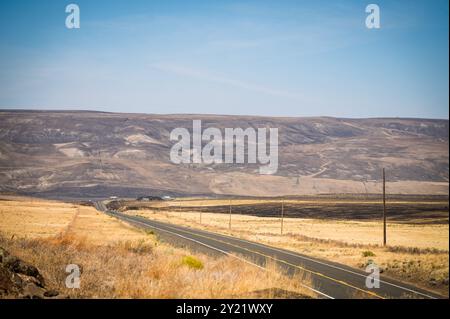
0, 111, 448, 198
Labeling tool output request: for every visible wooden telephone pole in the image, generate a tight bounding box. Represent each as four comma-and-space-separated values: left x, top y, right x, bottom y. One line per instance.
382, 168, 387, 246
280, 200, 284, 235
228, 199, 232, 230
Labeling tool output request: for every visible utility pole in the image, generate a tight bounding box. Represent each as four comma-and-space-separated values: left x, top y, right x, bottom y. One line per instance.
281, 200, 284, 235
382, 168, 387, 246
200, 211, 202, 224
228, 199, 232, 230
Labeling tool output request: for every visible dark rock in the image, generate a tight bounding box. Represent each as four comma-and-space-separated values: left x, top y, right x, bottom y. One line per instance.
0, 246, 63, 299
44, 290, 59, 297
10, 272, 23, 287
3, 255, 45, 287
0, 247, 10, 263
22, 283, 45, 299
0, 266, 15, 292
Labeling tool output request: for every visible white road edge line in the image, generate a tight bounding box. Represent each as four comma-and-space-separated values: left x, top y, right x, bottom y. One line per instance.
111, 212, 335, 300
148, 216, 438, 299
135, 216, 378, 298
242, 240, 438, 299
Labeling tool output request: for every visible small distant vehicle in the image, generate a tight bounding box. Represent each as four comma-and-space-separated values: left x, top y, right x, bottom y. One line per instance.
162, 196, 172, 200
109, 196, 118, 200
137, 196, 162, 201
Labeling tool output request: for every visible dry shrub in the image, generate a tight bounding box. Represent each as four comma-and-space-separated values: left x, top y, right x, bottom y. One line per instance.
115, 239, 154, 255
0, 233, 315, 299
362, 250, 376, 257
181, 256, 204, 270
385, 246, 447, 255
128, 208, 448, 296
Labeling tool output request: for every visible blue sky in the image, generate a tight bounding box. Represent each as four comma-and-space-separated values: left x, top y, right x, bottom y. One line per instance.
0, 0, 448, 118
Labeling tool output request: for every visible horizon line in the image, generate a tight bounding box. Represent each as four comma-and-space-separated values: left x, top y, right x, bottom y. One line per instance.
0, 108, 448, 121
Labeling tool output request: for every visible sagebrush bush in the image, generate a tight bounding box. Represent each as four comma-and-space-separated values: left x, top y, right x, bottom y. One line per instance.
362, 250, 376, 257
181, 255, 204, 270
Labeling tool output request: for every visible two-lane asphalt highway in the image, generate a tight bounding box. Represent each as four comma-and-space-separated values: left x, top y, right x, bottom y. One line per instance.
94, 201, 444, 299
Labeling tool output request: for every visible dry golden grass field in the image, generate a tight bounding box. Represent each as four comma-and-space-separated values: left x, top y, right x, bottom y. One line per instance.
115, 197, 449, 297
0, 196, 315, 299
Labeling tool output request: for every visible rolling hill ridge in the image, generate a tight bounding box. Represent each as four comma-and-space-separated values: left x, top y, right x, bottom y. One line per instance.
0, 110, 448, 198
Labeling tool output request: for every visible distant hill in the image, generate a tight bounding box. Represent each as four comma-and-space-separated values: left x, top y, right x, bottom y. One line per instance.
0, 110, 448, 198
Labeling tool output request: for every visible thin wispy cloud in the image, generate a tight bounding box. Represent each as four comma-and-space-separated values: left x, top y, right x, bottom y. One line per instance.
149, 63, 305, 101
0, 0, 447, 118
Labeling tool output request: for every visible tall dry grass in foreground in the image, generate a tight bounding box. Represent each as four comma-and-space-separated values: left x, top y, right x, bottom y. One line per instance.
0, 234, 314, 298
0, 197, 315, 299
126, 208, 449, 296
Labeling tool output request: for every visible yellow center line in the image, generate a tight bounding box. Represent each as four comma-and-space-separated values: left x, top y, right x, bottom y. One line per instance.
140, 215, 385, 299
